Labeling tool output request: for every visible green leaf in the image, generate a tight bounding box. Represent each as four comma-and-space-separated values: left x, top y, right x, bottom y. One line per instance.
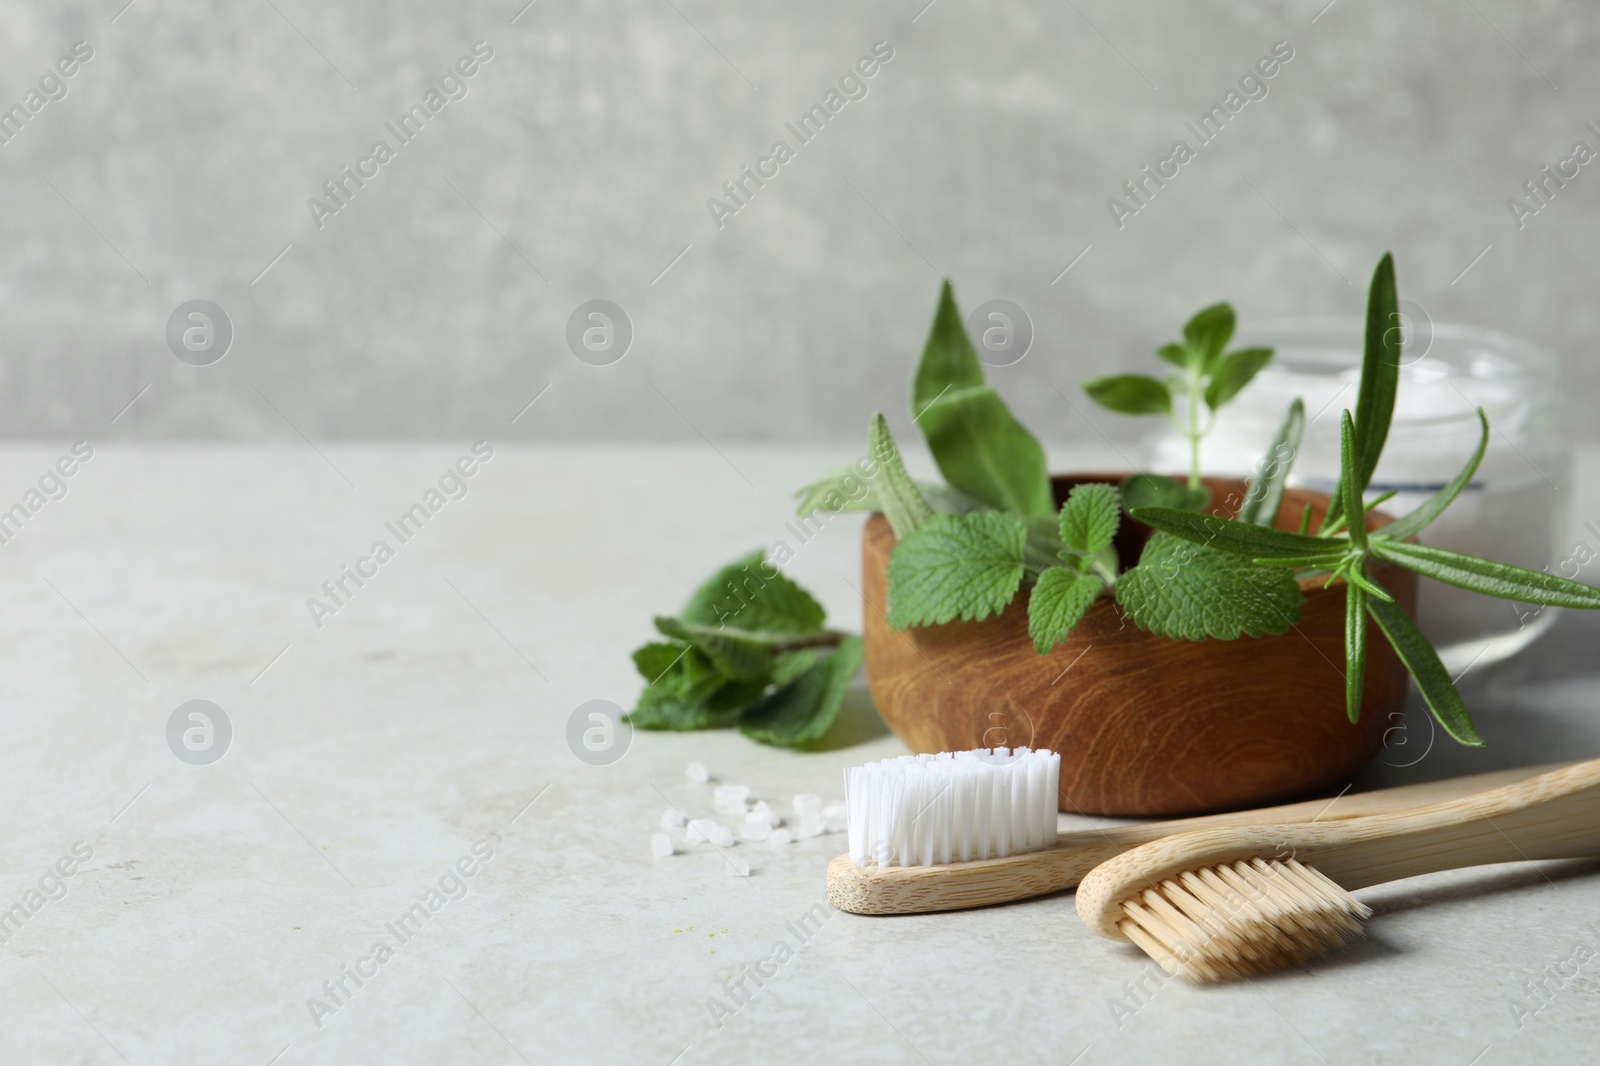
1121, 473, 1210, 513
1203, 347, 1273, 409
1370, 540, 1600, 609
1353, 253, 1401, 491
868, 413, 934, 539
1028, 568, 1104, 653
680, 550, 825, 635
1365, 596, 1483, 746
739, 637, 864, 747
792, 466, 881, 517
772, 648, 818, 685
911, 283, 1053, 519
1238, 398, 1305, 527
1340, 411, 1369, 551
1380, 409, 1489, 542
632, 641, 688, 683
1130, 506, 1343, 560
1182, 303, 1235, 369
1155, 343, 1191, 368
626, 646, 763, 731
1082, 374, 1172, 416
1344, 579, 1367, 723
887, 512, 1027, 627
653, 617, 775, 680
1116, 533, 1303, 640
1059, 482, 1122, 557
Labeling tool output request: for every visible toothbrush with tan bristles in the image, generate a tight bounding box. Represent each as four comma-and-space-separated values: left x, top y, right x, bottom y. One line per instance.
1074, 758, 1600, 982
828, 750, 1569, 916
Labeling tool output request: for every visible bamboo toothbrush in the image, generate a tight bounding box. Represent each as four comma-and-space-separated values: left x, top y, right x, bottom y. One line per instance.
829, 750, 1567, 916
1075, 759, 1600, 982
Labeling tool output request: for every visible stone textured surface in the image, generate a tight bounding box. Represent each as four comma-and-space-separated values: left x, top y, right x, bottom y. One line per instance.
2, 442, 1599, 1064
0, 2, 1597, 442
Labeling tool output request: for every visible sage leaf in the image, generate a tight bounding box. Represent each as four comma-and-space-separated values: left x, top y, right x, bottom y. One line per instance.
887, 511, 1027, 627
1371, 540, 1600, 609
1082, 373, 1172, 416
868, 413, 934, 538
1028, 567, 1104, 653
739, 637, 864, 748
1238, 397, 1305, 526
1366, 595, 1483, 746
1115, 533, 1303, 640
912, 282, 1053, 518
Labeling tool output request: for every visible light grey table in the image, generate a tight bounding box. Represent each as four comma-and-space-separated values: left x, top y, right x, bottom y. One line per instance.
2, 442, 1598, 1065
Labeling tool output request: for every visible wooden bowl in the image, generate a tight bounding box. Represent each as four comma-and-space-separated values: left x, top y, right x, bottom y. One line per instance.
860, 475, 1417, 816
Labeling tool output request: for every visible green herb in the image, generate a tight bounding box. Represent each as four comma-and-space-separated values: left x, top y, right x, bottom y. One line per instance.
911, 282, 1054, 519
1026, 483, 1122, 652
1114, 532, 1303, 641
1084, 302, 1274, 490
886, 511, 1027, 628
625, 550, 858, 748
867, 413, 933, 538
1237, 397, 1304, 527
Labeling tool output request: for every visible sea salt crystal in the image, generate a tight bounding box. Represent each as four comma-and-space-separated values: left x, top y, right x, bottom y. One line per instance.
725, 858, 752, 877
769, 828, 793, 846
661, 808, 687, 828
713, 784, 750, 813
687, 818, 719, 843
650, 833, 674, 858
686, 761, 710, 783
792, 793, 822, 813
797, 811, 826, 839
739, 822, 770, 842
747, 801, 781, 827
710, 825, 736, 848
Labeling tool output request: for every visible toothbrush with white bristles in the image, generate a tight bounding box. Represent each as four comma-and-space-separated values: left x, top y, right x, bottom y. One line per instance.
829, 751, 1570, 916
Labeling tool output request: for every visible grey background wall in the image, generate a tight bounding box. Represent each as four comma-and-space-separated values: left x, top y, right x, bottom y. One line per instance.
0, 0, 1594, 443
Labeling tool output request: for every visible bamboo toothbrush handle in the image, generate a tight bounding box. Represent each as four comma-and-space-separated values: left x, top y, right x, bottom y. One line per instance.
1303, 759, 1600, 890
1078, 759, 1600, 940
828, 762, 1569, 915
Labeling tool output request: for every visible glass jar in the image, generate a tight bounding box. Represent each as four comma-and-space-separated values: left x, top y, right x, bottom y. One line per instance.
1140, 318, 1568, 672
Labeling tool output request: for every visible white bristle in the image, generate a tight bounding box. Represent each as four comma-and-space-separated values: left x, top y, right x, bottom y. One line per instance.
844, 747, 1060, 868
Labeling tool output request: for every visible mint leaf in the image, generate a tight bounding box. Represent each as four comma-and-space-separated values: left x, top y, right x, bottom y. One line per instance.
739, 637, 864, 747
1121, 474, 1210, 513
1059, 482, 1121, 557
626, 645, 762, 731
1203, 347, 1273, 409
680, 550, 825, 635
1115, 533, 1303, 640
1028, 568, 1104, 653
911, 282, 1052, 519
887, 511, 1027, 627
1182, 303, 1235, 369
654, 617, 776, 680
1082, 374, 1171, 416
1239, 397, 1304, 527
868, 413, 934, 538
632, 641, 688, 682
773, 648, 818, 684
1155, 342, 1190, 369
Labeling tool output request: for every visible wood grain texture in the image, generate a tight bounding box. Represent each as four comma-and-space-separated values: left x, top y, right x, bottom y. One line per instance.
826, 763, 1567, 915
1077, 759, 1600, 939
861, 474, 1416, 816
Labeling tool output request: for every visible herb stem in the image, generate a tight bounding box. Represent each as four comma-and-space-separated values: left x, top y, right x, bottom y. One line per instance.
770, 631, 850, 654
1187, 366, 1202, 490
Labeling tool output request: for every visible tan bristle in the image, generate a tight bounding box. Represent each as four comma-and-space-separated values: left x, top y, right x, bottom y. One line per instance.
1116, 857, 1373, 982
